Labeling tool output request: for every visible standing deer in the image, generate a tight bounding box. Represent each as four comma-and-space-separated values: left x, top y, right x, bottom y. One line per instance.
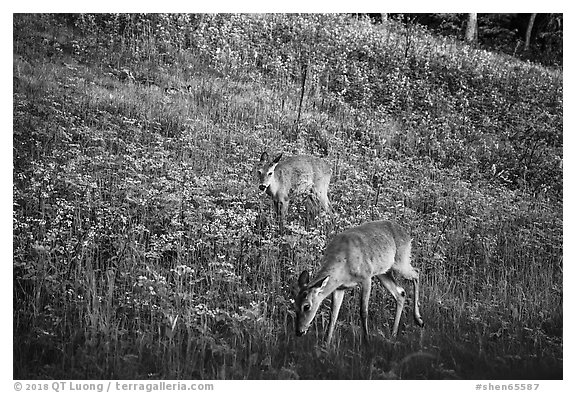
256, 152, 331, 224
295, 220, 424, 345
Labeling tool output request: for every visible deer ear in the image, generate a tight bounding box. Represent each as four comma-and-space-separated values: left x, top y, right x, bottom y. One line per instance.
318, 276, 330, 292
260, 152, 269, 163
298, 270, 309, 288
272, 153, 283, 163
309, 276, 329, 291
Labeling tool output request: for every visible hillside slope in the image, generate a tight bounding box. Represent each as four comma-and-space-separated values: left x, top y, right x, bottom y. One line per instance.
13, 14, 562, 379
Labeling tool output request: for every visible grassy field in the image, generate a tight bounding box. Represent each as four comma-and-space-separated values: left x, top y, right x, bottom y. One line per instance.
13, 14, 562, 379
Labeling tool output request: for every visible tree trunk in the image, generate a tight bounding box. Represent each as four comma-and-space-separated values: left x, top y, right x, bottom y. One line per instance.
380, 13, 388, 23
465, 13, 478, 43
524, 13, 537, 51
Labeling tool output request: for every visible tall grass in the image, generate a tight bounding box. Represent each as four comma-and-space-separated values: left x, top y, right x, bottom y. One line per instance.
13, 14, 562, 379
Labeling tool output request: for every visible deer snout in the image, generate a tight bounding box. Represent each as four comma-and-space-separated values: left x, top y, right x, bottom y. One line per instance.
295, 325, 309, 336
259, 184, 267, 191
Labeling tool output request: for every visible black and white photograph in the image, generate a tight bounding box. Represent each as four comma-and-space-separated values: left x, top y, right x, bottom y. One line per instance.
11, 6, 566, 385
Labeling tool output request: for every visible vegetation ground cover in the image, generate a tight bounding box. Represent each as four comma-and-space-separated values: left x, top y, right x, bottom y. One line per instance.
13, 14, 562, 379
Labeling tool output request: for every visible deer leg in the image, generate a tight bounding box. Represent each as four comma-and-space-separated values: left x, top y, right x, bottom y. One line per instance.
327, 289, 345, 345
316, 186, 331, 214
395, 265, 424, 327
275, 196, 289, 232
411, 270, 424, 327
303, 194, 315, 229
278, 196, 289, 219
272, 200, 282, 232
377, 272, 406, 338
360, 279, 372, 344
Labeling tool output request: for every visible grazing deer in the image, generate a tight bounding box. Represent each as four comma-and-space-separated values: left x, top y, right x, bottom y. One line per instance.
256, 152, 331, 224
295, 220, 424, 345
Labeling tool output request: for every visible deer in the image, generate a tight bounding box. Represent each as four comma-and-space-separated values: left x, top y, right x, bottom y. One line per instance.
294, 220, 424, 345
256, 152, 332, 226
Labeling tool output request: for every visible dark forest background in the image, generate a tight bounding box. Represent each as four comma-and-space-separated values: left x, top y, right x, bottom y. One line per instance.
369, 13, 562, 67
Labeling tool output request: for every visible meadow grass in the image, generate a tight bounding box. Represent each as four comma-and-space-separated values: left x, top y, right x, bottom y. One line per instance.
13, 14, 562, 379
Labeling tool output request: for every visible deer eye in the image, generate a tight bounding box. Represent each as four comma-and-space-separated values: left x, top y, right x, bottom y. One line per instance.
268, 172, 273, 176
303, 304, 311, 312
